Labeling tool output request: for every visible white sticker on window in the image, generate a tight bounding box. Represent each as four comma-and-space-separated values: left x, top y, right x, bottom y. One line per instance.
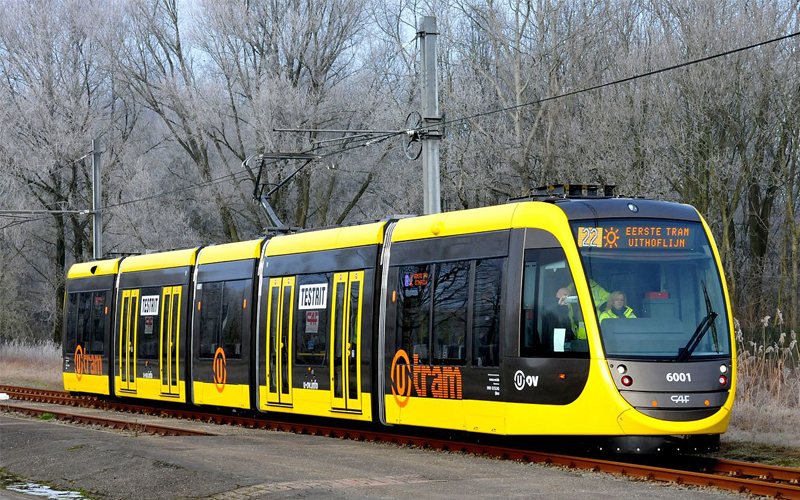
298, 284, 328, 310
141, 295, 160, 316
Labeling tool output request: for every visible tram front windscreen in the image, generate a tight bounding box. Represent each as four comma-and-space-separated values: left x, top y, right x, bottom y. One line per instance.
571, 219, 731, 360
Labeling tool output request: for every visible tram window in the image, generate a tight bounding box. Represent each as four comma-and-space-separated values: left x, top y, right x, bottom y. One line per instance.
221, 280, 246, 359
138, 286, 161, 360
397, 264, 432, 364
77, 293, 91, 351
199, 282, 222, 358
199, 280, 247, 359
473, 258, 503, 367
295, 273, 329, 366
432, 261, 469, 365
89, 292, 107, 354
65, 293, 78, 353
520, 248, 587, 357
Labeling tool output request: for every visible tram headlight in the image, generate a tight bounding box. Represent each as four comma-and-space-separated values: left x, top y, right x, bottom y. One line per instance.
719, 364, 728, 373
616, 364, 627, 374
718, 375, 727, 386
621, 375, 633, 387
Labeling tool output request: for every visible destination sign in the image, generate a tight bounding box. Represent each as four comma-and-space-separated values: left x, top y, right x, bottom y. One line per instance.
576, 221, 699, 250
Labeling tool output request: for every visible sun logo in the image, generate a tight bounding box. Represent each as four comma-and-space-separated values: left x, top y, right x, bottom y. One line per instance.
604, 227, 620, 248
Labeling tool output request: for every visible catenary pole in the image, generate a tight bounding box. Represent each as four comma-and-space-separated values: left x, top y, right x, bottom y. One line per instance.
419, 16, 441, 214
92, 138, 102, 260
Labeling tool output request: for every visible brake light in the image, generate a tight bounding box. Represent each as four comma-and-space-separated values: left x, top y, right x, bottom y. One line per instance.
621, 375, 633, 387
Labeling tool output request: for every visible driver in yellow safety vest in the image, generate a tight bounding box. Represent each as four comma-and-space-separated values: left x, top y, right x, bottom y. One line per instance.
556, 280, 610, 339
599, 291, 636, 323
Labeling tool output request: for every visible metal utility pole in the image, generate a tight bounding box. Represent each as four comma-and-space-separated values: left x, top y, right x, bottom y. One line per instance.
92, 139, 102, 260
418, 16, 442, 215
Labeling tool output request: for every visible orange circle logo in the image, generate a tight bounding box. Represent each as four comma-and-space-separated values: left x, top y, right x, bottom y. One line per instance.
390, 349, 412, 407
74, 345, 84, 381
213, 347, 227, 393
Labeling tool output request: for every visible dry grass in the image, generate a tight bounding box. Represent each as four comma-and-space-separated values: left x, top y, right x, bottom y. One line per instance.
726, 311, 800, 453
0, 339, 62, 389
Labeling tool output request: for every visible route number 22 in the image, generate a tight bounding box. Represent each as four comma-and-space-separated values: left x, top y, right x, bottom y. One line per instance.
578, 227, 603, 248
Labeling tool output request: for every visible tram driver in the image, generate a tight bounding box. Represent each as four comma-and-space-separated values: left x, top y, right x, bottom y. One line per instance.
598, 291, 636, 323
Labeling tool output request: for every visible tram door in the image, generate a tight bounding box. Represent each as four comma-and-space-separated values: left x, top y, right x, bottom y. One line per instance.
159, 286, 182, 396
118, 289, 139, 392
266, 277, 295, 405
330, 271, 363, 411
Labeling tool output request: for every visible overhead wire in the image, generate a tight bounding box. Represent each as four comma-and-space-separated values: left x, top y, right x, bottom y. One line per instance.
437, 30, 800, 130
42, 30, 800, 213
100, 130, 401, 212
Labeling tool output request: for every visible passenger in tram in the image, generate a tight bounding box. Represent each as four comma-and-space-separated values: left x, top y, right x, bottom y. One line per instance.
556, 279, 610, 307
556, 279, 610, 339
598, 291, 636, 323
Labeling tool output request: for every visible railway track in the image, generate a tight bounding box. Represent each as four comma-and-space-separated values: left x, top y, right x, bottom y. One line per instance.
2, 384, 799, 499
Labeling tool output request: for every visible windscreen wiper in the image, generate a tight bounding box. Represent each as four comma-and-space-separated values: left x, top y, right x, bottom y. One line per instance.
677, 281, 718, 362
703, 280, 720, 353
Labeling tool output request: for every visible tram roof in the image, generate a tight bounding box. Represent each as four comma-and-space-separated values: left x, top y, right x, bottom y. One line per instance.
118, 247, 199, 273
265, 221, 386, 256
67, 258, 122, 279
552, 197, 701, 222
197, 239, 265, 265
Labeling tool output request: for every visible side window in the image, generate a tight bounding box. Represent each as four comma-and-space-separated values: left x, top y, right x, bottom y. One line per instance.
295, 273, 329, 366
138, 286, 161, 360
220, 280, 247, 359
65, 292, 78, 353
432, 261, 469, 365
77, 292, 92, 350
90, 292, 107, 354
199, 282, 222, 358
397, 264, 431, 364
521, 248, 587, 357
473, 259, 503, 367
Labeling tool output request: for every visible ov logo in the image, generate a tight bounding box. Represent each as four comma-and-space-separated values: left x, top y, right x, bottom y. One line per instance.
390, 350, 412, 407
213, 347, 227, 393
74, 345, 84, 381
514, 370, 539, 391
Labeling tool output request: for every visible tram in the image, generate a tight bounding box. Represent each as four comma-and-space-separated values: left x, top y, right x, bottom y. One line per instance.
62, 187, 735, 452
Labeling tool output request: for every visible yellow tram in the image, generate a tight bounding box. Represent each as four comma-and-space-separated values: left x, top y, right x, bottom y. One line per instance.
63, 193, 735, 452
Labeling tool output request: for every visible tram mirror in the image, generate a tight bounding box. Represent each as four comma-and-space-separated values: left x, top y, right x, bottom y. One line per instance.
544, 260, 565, 271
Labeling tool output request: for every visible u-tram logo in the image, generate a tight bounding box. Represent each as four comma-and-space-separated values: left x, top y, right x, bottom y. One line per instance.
390, 350, 412, 407
75, 345, 84, 381
390, 349, 463, 407
74, 345, 102, 381
213, 347, 227, 392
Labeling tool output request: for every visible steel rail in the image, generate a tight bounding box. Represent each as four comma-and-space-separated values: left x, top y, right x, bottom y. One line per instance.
1, 404, 215, 437
2, 384, 799, 498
